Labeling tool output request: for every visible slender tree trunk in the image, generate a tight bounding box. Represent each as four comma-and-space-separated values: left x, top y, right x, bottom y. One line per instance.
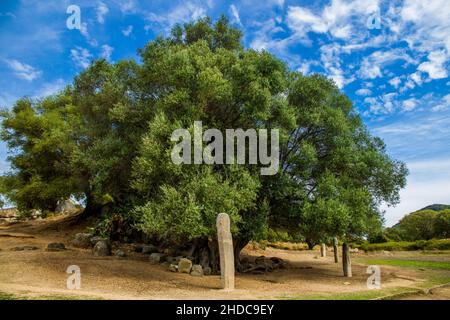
333, 237, 339, 263
342, 242, 352, 277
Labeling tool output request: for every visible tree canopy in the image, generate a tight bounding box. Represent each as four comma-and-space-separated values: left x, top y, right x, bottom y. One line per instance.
0, 16, 407, 268
384, 209, 450, 241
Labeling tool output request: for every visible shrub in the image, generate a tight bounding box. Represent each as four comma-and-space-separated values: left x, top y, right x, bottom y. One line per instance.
355, 239, 450, 251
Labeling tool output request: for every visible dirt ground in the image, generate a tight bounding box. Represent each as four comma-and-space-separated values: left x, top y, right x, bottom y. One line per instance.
0, 214, 448, 300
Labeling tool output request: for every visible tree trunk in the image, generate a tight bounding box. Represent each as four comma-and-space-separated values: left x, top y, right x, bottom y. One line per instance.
342, 242, 352, 277
333, 237, 339, 263
306, 240, 316, 250
233, 237, 249, 273
182, 236, 248, 273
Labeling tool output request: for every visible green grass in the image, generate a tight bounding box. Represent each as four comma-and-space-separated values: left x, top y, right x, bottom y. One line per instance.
360, 258, 450, 270
0, 291, 102, 300
284, 257, 450, 300
284, 287, 411, 300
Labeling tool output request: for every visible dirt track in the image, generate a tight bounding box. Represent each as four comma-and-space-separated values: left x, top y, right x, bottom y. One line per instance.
0, 214, 444, 300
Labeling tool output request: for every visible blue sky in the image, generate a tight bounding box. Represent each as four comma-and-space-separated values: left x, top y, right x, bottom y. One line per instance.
0, 0, 449, 226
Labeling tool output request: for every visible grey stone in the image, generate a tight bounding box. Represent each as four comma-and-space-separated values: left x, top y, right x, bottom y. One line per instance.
149, 252, 166, 264
93, 240, 111, 256
115, 250, 126, 258
203, 266, 212, 276
55, 199, 77, 214
169, 264, 178, 272
46, 243, 66, 252
142, 244, 159, 254
190, 264, 204, 276
90, 236, 108, 246
178, 258, 192, 273
72, 233, 93, 249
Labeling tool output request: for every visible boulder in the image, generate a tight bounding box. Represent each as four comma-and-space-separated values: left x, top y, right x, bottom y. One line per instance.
190, 264, 204, 276
90, 236, 108, 246
46, 243, 66, 252
169, 264, 178, 272
55, 199, 77, 214
203, 266, 212, 276
349, 248, 359, 253
142, 244, 159, 254
149, 252, 166, 264
115, 250, 126, 258
178, 258, 192, 274
93, 240, 111, 256
72, 233, 93, 249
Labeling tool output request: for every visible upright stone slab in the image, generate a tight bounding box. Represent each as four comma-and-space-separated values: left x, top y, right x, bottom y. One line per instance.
320, 243, 327, 257
216, 213, 235, 290
342, 242, 352, 277
333, 237, 339, 263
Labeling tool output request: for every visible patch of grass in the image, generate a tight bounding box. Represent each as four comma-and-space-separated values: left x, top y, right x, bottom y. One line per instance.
0, 291, 102, 300
0, 291, 22, 300
266, 242, 309, 251
354, 239, 450, 252
360, 258, 450, 270
283, 287, 419, 300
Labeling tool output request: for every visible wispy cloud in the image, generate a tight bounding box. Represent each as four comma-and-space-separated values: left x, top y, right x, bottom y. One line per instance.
70, 47, 92, 69
4, 59, 42, 81
97, 2, 109, 24
122, 25, 133, 37
229, 4, 242, 26
101, 44, 113, 61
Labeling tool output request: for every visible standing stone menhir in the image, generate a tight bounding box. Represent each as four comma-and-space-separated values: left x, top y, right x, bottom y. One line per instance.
216, 213, 235, 291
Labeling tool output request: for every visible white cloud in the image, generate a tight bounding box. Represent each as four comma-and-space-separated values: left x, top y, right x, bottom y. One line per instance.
146, 2, 206, 32
116, 0, 138, 14
355, 88, 372, 96
319, 43, 355, 88
101, 44, 114, 61
389, 76, 402, 88
402, 98, 418, 111
70, 46, 92, 69
229, 4, 242, 25
286, 0, 380, 41
97, 2, 109, 24
432, 94, 450, 112
417, 50, 448, 80
122, 25, 133, 37
80, 22, 98, 47
358, 49, 416, 79
4, 59, 42, 81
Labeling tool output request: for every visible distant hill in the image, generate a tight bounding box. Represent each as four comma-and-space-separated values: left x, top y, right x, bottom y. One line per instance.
419, 204, 450, 212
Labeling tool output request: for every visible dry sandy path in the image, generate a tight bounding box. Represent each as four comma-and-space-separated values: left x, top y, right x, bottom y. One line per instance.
0, 215, 432, 300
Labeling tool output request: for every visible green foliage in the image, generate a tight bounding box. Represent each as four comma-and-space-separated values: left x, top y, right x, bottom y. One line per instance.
420, 204, 450, 211
434, 210, 450, 238
0, 16, 407, 249
385, 208, 450, 241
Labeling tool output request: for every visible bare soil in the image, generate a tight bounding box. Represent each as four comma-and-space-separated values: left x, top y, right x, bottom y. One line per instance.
0, 213, 446, 300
